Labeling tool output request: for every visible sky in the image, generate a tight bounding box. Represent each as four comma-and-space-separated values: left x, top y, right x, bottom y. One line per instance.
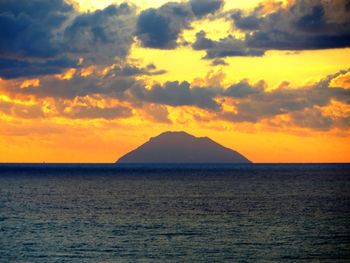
0, 0, 349, 163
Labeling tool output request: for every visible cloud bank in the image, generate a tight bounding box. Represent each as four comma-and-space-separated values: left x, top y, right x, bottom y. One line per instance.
1, 65, 349, 131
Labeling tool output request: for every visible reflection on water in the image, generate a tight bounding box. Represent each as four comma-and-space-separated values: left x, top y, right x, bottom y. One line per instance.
0, 164, 349, 262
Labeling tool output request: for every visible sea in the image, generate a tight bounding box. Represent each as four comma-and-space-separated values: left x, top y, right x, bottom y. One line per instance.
0, 163, 349, 262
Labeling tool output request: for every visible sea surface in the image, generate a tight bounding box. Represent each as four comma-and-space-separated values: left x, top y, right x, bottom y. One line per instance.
0, 164, 349, 262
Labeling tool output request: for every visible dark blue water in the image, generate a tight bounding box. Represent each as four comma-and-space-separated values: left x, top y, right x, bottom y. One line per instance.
1, 164, 349, 262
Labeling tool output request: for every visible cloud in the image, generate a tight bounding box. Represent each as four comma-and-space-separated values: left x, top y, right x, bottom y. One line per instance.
192, 31, 265, 59
0, 89, 133, 120
1, 67, 139, 100
231, 10, 262, 31
0, 1, 137, 79
136, 0, 223, 49
1, 61, 349, 130
131, 81, 221, 110
128, 69, 349, 130
112, 63, 167, 77
0, 98, 133, 120
224, 79, 265, 98
190, 0, 224, 18
330, 72, 350, 89
194, 0, 350, 60
63, 105, 132, 119
239, 0, 350, 50
64, 3, 136, 65
0, 57, 77, 80
0, 99, 44, 119
218, 69, 350, 129
0, 0, 75, 79
0, 60, 166, 101
289, 107, 334, 130
211, 58, 228, 66
0, 0, 73, 59
135, 2, 193, 49
139, 104, 172, 124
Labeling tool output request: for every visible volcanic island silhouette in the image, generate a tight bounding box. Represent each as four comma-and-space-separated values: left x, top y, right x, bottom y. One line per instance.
117, 131, 251, 164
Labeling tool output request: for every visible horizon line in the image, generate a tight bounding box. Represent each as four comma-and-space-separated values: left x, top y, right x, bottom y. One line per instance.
1, 162, 349, 165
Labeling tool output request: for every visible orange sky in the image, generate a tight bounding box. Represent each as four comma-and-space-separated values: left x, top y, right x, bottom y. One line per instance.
0, 0, 349, 163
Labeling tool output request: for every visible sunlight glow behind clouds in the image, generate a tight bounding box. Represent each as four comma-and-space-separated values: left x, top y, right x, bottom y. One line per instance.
0, 0, 349, 162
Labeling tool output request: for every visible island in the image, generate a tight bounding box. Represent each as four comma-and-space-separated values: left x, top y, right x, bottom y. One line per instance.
116, 131, 251, 164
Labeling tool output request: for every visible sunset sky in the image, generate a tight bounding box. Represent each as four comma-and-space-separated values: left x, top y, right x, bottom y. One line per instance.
0, 0, 349, 163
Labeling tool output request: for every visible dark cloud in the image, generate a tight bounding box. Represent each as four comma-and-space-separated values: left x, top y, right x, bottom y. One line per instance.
112, 63, 167, 77
136, 9, 170, 48
231, 10, 261, 31
136, 3, 192, 49
0, 0, 75, 79
0, 57, 77, 80
211, 58, 228, 66
64, 3, 135, 65
0, 0, 72, 59
131, 81, 221, 110
222, 90, 316, 123
289, 107, 334, 130
241, 0, 350, 50
0, 1, 136, 78
136, 0, 223, 49
192, 31, 265, 59
190, 0, 224, 17
224, 80, 264, 98
0, 0, 72, 20
197, 0, 350, 60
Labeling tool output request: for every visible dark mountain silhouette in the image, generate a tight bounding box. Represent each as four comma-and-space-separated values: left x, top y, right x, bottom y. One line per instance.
117, 131, 251, 164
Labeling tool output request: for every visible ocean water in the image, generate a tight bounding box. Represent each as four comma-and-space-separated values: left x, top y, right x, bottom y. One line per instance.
0, 164, 349, 262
